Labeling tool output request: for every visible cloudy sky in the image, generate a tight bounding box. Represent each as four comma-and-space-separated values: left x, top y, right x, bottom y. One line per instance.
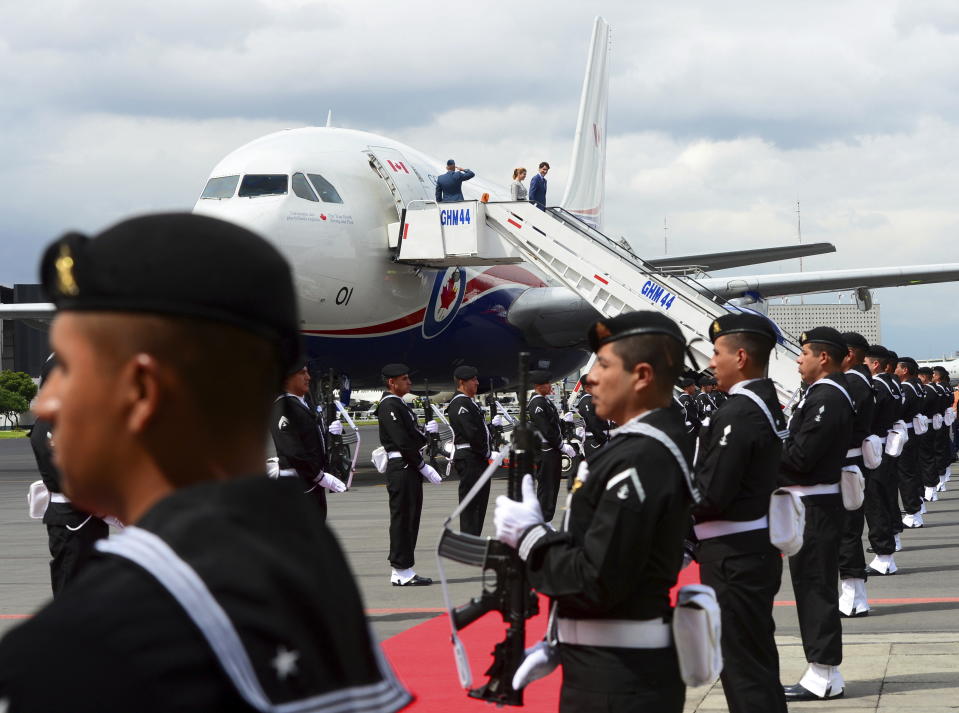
1, 0, 957, 355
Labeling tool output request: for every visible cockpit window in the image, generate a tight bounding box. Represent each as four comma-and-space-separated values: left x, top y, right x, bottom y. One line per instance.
238, 174, 288, 197
308, 173, 344, 204
292, 173, 319, 202
200, 175, 239, 200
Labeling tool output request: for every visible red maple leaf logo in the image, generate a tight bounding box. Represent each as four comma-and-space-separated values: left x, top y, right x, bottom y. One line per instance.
320, 214, 327, 221
439, 275, 458, 310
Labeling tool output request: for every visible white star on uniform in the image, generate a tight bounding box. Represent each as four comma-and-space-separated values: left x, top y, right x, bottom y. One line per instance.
271, 645, 300, 680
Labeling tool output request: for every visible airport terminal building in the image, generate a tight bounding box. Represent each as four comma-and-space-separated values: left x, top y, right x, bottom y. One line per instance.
768, 302, 881, 344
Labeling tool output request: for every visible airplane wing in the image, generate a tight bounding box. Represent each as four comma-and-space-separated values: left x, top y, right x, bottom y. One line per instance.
647, 242, 835, 273
0, 303, 56, 319
696, 264, 959, 299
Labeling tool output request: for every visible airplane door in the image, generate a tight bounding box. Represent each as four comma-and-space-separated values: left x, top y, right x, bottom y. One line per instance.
366, 147, 433, 219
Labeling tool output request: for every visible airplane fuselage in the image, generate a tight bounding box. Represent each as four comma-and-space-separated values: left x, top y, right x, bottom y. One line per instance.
192, 127, 588, 390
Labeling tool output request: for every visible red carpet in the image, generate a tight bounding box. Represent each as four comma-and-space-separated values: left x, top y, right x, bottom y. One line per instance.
381, 563, 701, 712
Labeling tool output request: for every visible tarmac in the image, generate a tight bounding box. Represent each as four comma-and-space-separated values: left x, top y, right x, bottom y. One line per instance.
1, 426, 958, 712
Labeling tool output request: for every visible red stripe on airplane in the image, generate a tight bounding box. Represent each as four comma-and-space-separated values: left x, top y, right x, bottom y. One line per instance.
403, 223, 409, 240
303, 308, 427, 336
507, 219, 522, 229
594, 274, 609, 284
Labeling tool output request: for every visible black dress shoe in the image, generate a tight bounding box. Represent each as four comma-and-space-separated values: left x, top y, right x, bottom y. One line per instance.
783, 683, 844, 700
840, 609, 870, 618
865, 566, 896, 576
392, 574, 433, 587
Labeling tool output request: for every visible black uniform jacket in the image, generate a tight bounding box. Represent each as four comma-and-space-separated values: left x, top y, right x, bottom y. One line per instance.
445, 392, 491, 460
843, 366, 877, 447
376, 392, 427, 470
270, 394, 326, 489
871, 373, 900, 435
779, 372, 855, 486
576, 393, 609, 445
0, 477, 411, 713
900, 378, 923, 423
29, 417, 95, 528
694, 392, 715, 423
694, 379, 785, 528
935, 383, 952, 414
524, 408, 694, 622
677, 393, 699, 432
920, 382, 939, 418
529, 394, 563, 450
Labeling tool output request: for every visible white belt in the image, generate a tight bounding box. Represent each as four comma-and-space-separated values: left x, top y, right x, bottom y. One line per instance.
455, 443, 472, 450
781, 483, 840, 496
49, 493, 70, 504
694, 515, 768, 540
846, 448, 862, 458
387, 451, 403, 459
277, 468, 298, 478
878, 436, 887, 444
905, 423, 914, 430
557, 617, 671, 649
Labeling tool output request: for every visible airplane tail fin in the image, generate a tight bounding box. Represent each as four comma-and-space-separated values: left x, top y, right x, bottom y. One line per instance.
560, 16, 611, 230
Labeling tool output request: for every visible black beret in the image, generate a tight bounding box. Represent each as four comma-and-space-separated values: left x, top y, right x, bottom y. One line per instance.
678, 377, 695, 388
382, 363, 410, 379
898, 356, 918, 369
841, 332, 869, 351
918, 366, 934, 376
529, 370, 552, 385
886, 350, 899, 364
799, 327, 846, 352
454, 365, 478, 381
933, 365, 950, 375
865, 344, 889, 359
588, 310, 684, 353
286, 354, 309, 377
39, 213, 300, 373
709, 313, 778, 346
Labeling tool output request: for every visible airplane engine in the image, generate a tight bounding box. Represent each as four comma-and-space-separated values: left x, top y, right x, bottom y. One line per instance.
854, 286, 873, 312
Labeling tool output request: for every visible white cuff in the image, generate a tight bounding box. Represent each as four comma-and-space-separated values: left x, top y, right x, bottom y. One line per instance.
518, 524, 549, 561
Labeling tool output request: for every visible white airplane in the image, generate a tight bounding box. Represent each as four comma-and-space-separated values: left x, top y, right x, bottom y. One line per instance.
4, 17, 959, 392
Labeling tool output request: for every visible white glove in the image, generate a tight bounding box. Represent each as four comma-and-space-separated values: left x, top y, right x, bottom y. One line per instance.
512, 640, 559, 690
426, 419, 439, 434
419, 463, 443, 484
560, 443, 576, 458
266, 457, 280, 479
491, 414, 505, 427
562, 411, 575, 423
328, 420, 343, 436
316, 472, 347, 493
494, 474, 544, 548
575, 426, 586, 441
443, 442, 455, 456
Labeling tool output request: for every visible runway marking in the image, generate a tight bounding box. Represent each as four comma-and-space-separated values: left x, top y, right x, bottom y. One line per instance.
773, 597, 959, 607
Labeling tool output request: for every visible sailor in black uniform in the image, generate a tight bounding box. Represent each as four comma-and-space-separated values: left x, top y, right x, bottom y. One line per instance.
377, 363, 442, 586
445, 364, 492, 536
861, 345, 900, 575
270, 359, 346, 522
932, 366, 953, 490
0, 213, 410, 713
575, 380, 610, 458
836, 333, 876, 614
693, 314, 788, 713
869, 346, 908, 557
895, 357, 925, 528
917, 367, 941, 503
779, 327, 854, 702
677, 378, 700, 437
495, 311, 696, 712
694, 377, 718, 427
528, 371, 575, 523
29, 354, 110, 596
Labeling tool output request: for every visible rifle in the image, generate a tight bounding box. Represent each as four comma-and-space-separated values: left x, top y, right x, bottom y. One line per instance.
422, 379, 440, 470
324, 369, 351, 483
485, 382, 506, 451
436, 352, 538, 706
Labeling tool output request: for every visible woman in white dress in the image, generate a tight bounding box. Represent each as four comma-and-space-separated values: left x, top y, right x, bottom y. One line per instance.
510, 167, 528, 200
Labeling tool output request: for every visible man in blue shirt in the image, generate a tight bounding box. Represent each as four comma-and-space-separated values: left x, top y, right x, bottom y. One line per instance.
528, 161, 550, 210
435, 159, 475, 202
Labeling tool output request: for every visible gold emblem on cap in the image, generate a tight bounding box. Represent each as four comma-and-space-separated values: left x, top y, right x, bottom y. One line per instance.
712, 320, 720, 335
594, 322, 612, 341
800, 332, 807, 342
55, 244, 79, 296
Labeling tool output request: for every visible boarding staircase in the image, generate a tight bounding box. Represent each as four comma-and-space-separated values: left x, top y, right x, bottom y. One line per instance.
392, 200, 802, 403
